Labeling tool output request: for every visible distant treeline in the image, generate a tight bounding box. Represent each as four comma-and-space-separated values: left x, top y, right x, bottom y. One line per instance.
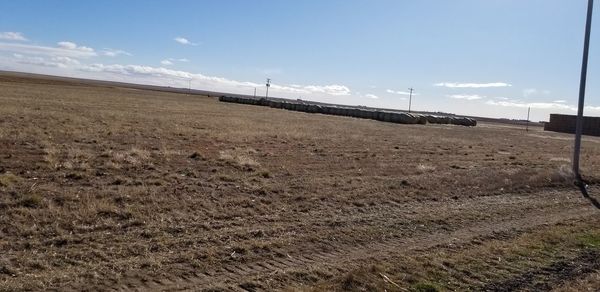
219, 96, 477, 127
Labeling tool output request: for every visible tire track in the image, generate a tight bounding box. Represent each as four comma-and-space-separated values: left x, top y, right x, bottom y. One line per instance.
111, 203, 597, 292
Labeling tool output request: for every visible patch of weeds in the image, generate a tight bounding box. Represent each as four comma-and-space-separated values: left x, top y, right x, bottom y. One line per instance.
18, 193, 43, 208
411, 282, 442, 292
577, 232, 600, 249
0, 172, 21, 187
336, 267, 389, 292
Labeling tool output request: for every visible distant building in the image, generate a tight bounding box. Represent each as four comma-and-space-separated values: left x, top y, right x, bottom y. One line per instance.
544, 114, 600, 137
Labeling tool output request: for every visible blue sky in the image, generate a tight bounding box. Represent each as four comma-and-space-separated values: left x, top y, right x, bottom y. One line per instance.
0, 0, 598, 121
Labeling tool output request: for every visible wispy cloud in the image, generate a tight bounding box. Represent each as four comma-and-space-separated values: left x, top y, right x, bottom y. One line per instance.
57, 41, 94, 53
102, 48, 132, 57
447, 94, 484, 100
523, 88, 551, 98
1, 35, 354, 100
77, 63, 352, 97
485, 100, 575, 110
386, 89, 418, 96
365, 94, 379, 99
300, 85, 351, 96
161, 58, 189, 65
553, 100, 567, 103
434, 82, 512, 88
0, 32, 27, 41
0, 41, 97, 58
13, 54, 80, 68
174, 37, 198, 46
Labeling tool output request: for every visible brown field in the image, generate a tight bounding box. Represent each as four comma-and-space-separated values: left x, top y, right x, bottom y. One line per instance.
1, 73, 600, 292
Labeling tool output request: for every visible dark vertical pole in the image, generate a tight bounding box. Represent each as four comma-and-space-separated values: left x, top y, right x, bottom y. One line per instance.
408, 88, 414, 113
573, 0, 594, 180
266, 79, 271, 99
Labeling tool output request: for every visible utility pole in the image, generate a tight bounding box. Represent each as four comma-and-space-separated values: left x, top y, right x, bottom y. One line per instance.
526, 107, 531, 132
253, 87, 257, 98
408, 88, 414, 113
188, 79, 192, 94
266, 78, 271, 99
573, 0, 594, 180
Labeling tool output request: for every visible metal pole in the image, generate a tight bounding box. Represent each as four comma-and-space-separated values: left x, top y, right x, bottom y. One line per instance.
266, 78, 271, 99
526, 107, 531, 132
408, 88, 414, 113
573, 0, 594, 180
254, 87, 256, 98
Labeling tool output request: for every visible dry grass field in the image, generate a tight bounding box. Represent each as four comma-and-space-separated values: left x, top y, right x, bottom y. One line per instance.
1, 74, 600, 291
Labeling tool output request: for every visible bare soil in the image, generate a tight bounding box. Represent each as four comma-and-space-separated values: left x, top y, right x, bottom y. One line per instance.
1, 73, 599, 291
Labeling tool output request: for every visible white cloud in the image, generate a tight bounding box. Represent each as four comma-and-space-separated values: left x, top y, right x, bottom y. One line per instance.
485, 100, 575, 110
300, 84, 351, 96
102, 48, 132, 57
0, 32, 27, 41
76, 63, 352, 97
553, 100, 567, 103
447, 94, 484, 100
386, 89, 418, 96
585, 106, 600, 111
57, 41, 94, 53
174, 37, 198, 46
523, 88, 551, 98
365, 94, 379, 99
0, 42, 97, 58
434, 82, 512, 88
161, 58, 189, 65
0, 34, 351, 100
13, 54, 80, 68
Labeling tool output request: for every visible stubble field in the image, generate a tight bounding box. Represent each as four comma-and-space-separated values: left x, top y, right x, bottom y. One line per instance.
1, 73, 600, 291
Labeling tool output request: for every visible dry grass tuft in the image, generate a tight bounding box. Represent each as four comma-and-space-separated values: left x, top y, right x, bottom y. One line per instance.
0, 172, 21, 187
219, 148, 260, 167
17, 193, 43, 208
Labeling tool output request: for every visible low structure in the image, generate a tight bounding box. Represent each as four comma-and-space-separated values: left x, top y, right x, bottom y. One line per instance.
219, 96, 477, 127
544, 113, 600, 136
